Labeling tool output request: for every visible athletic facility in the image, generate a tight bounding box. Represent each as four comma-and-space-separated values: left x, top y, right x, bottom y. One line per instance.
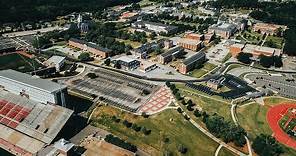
267, 103, 296, 149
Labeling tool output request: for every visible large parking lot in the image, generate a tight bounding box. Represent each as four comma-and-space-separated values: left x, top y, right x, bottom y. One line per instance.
245, 73, 296, 99
69, 67, 160, 112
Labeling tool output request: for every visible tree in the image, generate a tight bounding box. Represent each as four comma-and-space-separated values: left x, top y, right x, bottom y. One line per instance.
149, 32, 157, 40
78, 52, 91, 61
178, 144, 188, 154
236, 52, 253, 64
259, 55, 273, 68
104, 58, 111, 66
252, 134, 284, 156
273, 56, 283, 68
86, 73, 97, 79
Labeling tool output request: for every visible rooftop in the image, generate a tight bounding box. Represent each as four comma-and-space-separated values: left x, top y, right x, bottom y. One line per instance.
209, 23, 237, 32
161, 46, 183, 58
0, 69, 67, 93
0, 90, 73, 154
45, 56, 66, 64
182, 51, 206, 65
178, 38, 202, 45
114, 56, 138, 63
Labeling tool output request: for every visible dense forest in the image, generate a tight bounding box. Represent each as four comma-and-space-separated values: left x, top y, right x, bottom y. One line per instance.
0, 0, 140, 24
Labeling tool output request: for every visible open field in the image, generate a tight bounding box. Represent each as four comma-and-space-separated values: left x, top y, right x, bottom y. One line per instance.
237, 97, 296, 156
188, 62, 217, 78
176, 83, 232, 120
90, 106, 219, 156
218, 147, 236, 156
0, 53, 42, 72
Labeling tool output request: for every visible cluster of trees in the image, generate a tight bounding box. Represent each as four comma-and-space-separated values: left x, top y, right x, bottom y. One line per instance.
203, 114, 247, 147
166, 82, 182, 100
236, 52, 283, 68
104, 134, 137, 153
0, 0, 141, 24
259, 55, 283, 68
86, 22, 133, 55
78, 52, 93, 62
111, 116, 152, 135
252, 134, 284, 156
117, 30, 148, 43
236, 52, 253, 64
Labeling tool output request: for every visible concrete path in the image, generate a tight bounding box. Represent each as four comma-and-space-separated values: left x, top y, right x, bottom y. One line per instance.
215, 144, 223, 156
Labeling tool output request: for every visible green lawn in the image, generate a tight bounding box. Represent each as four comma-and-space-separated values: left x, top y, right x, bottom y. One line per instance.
0, 53, 42, 72
236, 97, 296, 156
176, 84, 232, 120
237, 103, 272, 140
218, 147, 236, 156
203, 62, 217, 71
188, 69, 208, 78
221, 52, 232, 63
91, 106, 219, 156
188, 62, 217, 78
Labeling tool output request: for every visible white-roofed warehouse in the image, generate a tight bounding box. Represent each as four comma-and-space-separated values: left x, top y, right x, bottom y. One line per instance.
0, 69, 67, 105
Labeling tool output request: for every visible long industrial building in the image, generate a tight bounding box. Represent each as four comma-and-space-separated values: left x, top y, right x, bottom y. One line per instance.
0, 69, 67, 105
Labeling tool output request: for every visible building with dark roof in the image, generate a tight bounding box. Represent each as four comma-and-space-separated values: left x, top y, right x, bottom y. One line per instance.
0, 38, 17, 54
158, 46, 184, 64
68, 38, 112, 59
179, 51, 206, 74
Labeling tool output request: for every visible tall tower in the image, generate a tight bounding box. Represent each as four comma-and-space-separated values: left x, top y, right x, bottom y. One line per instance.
77, 14, 83, 28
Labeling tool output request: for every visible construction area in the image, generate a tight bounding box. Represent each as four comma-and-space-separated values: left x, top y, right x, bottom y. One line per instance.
0, 89, 73, 156
68, 67, 160, 113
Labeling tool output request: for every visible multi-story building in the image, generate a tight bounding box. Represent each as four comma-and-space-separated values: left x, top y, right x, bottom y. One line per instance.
177, 38, 203, 51
132, 21, 178, 34
184, 33, 205, 41
139, 60, 157, 73
0, 69, 67, 105
158, 46, 184, 64
178, 51, 206, 74
229, 43, 282, 57
43, 56, 66, 71
112, 56, 140, 70
253, 23, 287, 36
68, 38, 112, 59
208, 23, 237, 39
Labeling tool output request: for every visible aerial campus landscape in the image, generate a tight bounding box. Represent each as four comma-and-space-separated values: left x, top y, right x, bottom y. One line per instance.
1, 0, 296, 156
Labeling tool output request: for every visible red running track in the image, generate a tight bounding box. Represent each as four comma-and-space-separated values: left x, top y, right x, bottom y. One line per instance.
267, 103, 296, 149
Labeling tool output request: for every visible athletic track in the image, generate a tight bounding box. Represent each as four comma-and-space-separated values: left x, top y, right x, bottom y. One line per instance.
267, 103, 296, 149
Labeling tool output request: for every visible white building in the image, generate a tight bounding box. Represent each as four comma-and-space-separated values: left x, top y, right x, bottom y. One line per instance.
43, 55, 66, 71
0, 69, 67, 105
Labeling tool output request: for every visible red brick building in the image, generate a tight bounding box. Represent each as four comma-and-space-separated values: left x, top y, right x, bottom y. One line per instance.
68, 38, 111, 59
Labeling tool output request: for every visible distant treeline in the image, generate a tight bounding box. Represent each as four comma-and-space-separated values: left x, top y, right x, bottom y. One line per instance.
0, 0, 140, 24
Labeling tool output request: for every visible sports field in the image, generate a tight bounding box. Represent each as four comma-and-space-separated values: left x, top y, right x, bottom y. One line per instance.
267, 103, 296, 149
0, 53, 42, 72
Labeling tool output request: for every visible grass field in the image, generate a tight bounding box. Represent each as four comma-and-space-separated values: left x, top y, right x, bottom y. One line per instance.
91, 106, 219, 156
236, 97, 296, 156
176, 83, 232, 120
237, 103, 272, 140
218, 147, 236, 156
0, 53, 42, 72
264, 35, 284, 49
188, 63, 217, 78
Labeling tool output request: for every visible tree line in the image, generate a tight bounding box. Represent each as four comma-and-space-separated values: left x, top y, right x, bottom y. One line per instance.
0, 0, 141, 24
